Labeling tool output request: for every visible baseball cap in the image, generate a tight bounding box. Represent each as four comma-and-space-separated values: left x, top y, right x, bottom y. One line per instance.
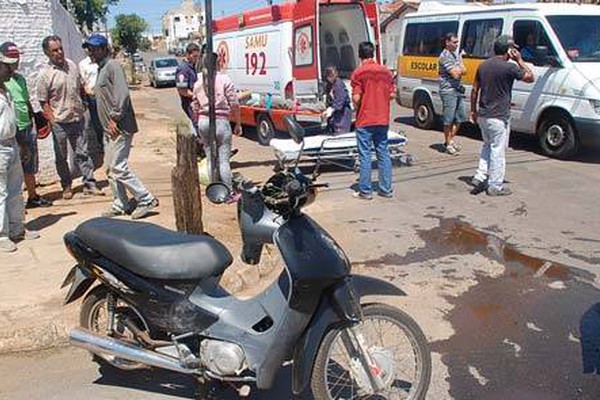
0, 42, 20, 64
82, 34, 108, 49
494, 35, 519, 55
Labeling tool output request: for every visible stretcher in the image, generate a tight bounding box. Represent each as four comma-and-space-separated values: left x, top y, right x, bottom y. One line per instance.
269, 130, 414, 176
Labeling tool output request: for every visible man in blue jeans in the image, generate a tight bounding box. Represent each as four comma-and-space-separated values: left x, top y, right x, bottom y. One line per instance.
350, 42, 395, 200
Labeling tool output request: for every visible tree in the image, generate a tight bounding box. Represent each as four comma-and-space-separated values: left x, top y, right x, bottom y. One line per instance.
60, 0, 118, 32
111, 13, 149, 55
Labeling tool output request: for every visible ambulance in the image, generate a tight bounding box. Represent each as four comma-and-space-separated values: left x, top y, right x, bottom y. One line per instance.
212, 0, 380, 145
395, 2, 600, 158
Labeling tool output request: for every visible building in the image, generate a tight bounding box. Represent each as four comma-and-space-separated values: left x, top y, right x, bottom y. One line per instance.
0, 0, 85, 184
162, 0, 205, 51
380, 0, 421, 71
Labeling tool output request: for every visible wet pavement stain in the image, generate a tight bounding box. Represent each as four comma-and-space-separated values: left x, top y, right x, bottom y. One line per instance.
356, 217, 600, 398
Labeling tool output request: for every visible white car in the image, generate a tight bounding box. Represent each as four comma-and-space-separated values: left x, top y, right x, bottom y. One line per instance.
148, 57, 179, 88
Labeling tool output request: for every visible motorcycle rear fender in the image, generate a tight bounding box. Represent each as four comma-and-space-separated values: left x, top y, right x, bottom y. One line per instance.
62, 264, 95, 305
291, 274, 406, 395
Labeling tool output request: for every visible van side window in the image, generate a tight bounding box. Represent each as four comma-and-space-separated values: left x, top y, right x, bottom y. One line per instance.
461, 19, 503, 59
295, 25, 314, 67
403, 21, 459, 56
513, 20, 557, 64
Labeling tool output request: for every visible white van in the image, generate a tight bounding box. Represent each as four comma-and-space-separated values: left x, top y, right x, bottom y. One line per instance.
395, 3, 600, 158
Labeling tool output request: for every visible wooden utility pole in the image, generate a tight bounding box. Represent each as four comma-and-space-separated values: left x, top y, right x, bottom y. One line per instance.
171, 125, 204, 234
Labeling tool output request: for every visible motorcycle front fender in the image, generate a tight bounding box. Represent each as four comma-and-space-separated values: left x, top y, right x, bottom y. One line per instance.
291, 274, 406, 395
62, 264, 95, 305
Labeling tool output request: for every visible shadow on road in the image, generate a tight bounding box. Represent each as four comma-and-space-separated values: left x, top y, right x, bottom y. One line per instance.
93, 363, 298, 399
25, 211, 77, 231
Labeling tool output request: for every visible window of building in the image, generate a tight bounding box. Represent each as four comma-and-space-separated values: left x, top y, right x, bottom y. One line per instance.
295, 25, 313, 66
174, 16, 180, 22
460, 19, 503, 59
403, 21, 459, 56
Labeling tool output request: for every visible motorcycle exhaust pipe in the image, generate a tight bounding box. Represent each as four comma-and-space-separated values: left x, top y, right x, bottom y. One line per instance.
69, 328, 194, 374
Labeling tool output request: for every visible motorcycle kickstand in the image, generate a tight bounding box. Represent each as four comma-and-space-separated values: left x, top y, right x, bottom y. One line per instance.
194, 377, 224, 400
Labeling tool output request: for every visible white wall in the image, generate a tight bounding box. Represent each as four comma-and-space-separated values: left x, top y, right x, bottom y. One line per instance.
0, 0, 85, 184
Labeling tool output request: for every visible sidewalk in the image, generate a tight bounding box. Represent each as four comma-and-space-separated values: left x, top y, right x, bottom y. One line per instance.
0, 87, 279, 354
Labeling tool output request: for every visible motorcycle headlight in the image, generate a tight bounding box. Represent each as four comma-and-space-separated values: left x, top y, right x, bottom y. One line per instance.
590, 99, 600, 115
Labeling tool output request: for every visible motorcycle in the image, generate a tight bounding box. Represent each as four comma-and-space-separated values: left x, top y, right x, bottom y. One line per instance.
61, 116, 431, 399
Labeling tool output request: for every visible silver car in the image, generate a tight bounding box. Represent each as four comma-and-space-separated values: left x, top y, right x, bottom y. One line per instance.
148, 57, 179, 88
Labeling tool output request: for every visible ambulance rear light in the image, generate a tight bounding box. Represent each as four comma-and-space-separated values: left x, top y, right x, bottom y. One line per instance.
285, 81, 294, 100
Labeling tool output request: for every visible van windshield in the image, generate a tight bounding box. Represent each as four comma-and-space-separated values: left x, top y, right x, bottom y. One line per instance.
547, 16, 600, 62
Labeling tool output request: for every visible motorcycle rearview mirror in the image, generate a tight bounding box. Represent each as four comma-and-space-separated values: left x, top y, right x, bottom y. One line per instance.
206, 182, 231, 204
283, 115, 305, 144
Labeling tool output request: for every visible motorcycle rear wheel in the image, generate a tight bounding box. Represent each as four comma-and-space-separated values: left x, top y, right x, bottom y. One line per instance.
80, 285, 150, 370
311, 303, 431, 400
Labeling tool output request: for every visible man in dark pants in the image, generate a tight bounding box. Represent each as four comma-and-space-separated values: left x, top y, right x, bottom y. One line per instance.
176, 43, 204, 157
37, 35, 103, 199
470, 35, 534, 196
350, 42, 395, 200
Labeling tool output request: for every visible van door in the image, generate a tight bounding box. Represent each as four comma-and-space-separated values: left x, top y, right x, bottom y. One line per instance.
511, 19, 562, 133
293, 0, 319, 100
362, 1, 382, 61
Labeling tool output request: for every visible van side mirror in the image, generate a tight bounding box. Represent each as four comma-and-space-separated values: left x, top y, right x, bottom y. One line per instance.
534, 46, 561, 68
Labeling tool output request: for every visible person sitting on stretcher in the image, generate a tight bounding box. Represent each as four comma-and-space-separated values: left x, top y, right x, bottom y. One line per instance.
323, 66, 352, 135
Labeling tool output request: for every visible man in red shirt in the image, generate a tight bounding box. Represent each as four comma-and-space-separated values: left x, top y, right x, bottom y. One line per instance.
350, 42, 395, 200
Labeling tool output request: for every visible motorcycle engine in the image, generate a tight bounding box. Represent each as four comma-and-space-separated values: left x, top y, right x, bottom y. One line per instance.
199, 339, 246, 376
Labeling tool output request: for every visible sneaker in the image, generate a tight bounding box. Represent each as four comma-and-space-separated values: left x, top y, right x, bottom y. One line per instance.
378, 191, 394, 198
11, 230, 40, 241
469, 177, 486, 188
0, 240, 17, 253
353, 191, 373, 200
444, 143, 459, 156
450, 141, 463, 152
131, 198, 159, 220
101, 207, 126, 218
63, 187, 73, 200
26, 196, 53, 209
83, 186, 105, 196
486, 186, 512, 196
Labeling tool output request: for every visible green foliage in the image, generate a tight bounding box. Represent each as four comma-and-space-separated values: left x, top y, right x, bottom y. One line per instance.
139, 37, 152, 52
111, 14, 149, 55
60, 0, 118, 31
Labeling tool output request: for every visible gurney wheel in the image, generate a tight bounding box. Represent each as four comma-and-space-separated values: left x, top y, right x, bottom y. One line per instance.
405, 154, 416, 167
257, 114, 275, 146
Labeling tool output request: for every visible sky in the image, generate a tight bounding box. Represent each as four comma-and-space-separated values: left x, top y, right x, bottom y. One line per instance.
108, 0, 286, 35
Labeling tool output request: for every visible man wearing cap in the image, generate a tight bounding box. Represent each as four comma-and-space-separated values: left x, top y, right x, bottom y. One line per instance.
0, 43, 40, 252
79, 42, 104, 168
84, 34, 159, 219
37, 35, 103, 199
470, 35, 534, 196
2, 42, 53, 209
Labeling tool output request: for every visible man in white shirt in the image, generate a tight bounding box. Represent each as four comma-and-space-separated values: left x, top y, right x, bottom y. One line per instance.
0, 42, 39, 252
79, 47, 104, 166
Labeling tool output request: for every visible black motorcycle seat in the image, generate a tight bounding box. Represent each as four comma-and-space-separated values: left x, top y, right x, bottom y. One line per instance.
75, 218, 233, 280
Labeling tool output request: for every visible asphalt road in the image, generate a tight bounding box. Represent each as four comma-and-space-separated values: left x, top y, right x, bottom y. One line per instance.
2, 67, 600, 399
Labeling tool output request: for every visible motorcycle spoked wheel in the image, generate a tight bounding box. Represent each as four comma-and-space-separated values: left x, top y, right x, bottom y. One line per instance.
311, 303, 431, 400
80, 285, 151, 370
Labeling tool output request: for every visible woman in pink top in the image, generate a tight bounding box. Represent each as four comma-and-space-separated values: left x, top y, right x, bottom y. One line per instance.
192, 52, 242, 201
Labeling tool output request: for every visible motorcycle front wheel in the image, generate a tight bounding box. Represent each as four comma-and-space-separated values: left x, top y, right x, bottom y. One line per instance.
311, 303, 431, 400
80, 285, 151, 370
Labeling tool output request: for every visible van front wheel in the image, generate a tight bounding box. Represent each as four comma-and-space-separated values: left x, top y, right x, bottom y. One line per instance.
538, 113, 579, 159
413, 97, 435, 130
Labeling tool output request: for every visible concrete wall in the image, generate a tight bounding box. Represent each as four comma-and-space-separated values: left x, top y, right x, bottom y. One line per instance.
1, 0, 85, 185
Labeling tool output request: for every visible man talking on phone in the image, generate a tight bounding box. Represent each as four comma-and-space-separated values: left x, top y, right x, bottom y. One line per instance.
470, 35, 534, 196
